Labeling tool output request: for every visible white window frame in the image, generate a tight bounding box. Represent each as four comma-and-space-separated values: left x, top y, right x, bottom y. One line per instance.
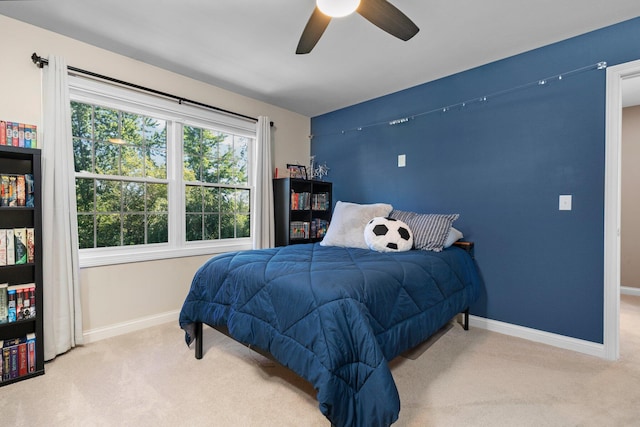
69, 77, 256, 267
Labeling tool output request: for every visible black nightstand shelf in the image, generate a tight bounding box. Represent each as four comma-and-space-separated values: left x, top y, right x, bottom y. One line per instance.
273, 178, 332, 246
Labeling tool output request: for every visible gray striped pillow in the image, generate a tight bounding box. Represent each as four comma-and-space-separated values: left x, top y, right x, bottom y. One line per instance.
389, 210, 459, 252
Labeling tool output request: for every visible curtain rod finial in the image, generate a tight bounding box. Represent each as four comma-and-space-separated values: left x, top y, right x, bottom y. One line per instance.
31, 52, 45, 68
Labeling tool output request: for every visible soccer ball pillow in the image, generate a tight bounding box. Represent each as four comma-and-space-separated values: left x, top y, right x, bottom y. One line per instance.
364, 217, 413, 252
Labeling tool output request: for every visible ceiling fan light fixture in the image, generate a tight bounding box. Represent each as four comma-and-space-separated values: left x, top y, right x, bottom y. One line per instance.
316, 0, 361, 18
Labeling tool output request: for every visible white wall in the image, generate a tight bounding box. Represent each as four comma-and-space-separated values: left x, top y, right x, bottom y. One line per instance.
621, 105, 640, 289
0, 14, 311, 341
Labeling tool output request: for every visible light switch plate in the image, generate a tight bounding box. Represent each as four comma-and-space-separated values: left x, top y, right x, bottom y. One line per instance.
398, 154, 406, 167
559, 195, 572, 211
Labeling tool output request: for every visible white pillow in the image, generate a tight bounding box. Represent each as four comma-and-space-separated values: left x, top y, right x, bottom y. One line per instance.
444, 227, 463, 248
320, 201, 393, 249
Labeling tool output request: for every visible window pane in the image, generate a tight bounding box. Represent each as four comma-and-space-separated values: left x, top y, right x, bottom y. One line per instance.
202, 157, 219, 183
234, 136, 249, 185
146, 147, 167, 179
71, 102, 93, 139
123, 182, 144, 212
204, 214, 219, 240
144, 118, 166, 148
95, 141, 119, 175
186, 214, 203, 241
123, 214, 144, 245
96, 214, 121, 247
185, 185, 202, 213
202, 130, 221, 183
220, 214, 235, 239
121, 112, 143, 146
204, 187, 219, 212
183, 126, 201, 181
121, 145, 145, 177
218, 134, 234, 184
236, 214, 250, 238
220, 188, 236, 213
237, 189, 250, 213
147, 183, 168, 213
77, 214, 95, 249
96, 180, 121, 212
147, 213, 168, 244
76, 178, 94, 213
94, 107, 119, 142
73, 138, 92, 173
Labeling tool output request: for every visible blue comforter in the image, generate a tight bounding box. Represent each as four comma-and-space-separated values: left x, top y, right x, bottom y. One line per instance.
179, 243, 481, 427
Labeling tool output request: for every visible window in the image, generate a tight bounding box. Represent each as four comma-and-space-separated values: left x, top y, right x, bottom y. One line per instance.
72, 103, 169, 248
69, 77, 256, 266
183, 125, 251, 241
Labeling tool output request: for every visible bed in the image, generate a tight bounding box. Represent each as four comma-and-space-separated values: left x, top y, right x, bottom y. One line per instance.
179, 238, 481, 427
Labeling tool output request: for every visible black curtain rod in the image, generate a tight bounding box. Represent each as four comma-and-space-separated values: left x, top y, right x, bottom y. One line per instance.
31, 53, 273, 127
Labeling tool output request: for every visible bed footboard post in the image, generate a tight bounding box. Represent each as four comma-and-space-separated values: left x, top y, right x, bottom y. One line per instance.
195, 322, 203, 359
463, 308, 470, 331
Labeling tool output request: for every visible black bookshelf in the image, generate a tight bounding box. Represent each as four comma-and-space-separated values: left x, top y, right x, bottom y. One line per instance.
0, 146, 44, 386
273, 178, 332, 246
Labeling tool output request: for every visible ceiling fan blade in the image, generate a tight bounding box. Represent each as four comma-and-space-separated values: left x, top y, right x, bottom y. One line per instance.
296, 7, 332, 54
357, 0, 419, 41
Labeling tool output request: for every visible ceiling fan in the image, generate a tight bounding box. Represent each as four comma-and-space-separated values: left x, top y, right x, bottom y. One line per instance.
296, 0, 419, 54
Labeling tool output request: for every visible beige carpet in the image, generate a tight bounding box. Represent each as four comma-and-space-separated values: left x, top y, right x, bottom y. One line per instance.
1, 295, 639, 427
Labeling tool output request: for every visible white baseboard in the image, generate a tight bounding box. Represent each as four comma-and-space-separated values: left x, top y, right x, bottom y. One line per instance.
621, 286, 640, 296
82, 310, 613, 359
82, 310, 179, 344
469, 315, 605, 359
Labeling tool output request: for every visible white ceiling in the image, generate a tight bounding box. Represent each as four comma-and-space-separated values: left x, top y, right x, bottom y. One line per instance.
1, 1, 640, 116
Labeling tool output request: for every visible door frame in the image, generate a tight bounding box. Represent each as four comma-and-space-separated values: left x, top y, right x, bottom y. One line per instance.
604, 59, 640, 360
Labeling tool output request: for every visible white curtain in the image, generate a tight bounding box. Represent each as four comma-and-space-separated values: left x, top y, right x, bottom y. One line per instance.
41, 56, 83, 360
252, 116, 274, 249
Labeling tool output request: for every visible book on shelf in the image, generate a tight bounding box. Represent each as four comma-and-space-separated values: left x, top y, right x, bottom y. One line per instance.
16, 175, 25, 206
25, 173, 34, 207
11, 122, 18, 147
6, 229, 14, 265
1, 333, 36, 382
17, 341, 27, 377
2, 283, 36, 323
0, 283, 35, 324
24, 125, 35, 149
9, 345, 18, 379
312, 192, 330, 210
26, 228, 35, 263
0, 230, 5, 266
8, 176, 16, 206
0, 227, 35, 266
18, 124, 24, 148
7, 286, 16, 322
0, 120, 37, 148
0, 173, 33, 207
290, 221, 310, 239
14, 228, 27, 265
5, 122, 12, 147
290, 191, 311, 210
0, 283, 7, 324
311, 219, 330, 239
27, 334, 35, 373
289, 220, 330, 240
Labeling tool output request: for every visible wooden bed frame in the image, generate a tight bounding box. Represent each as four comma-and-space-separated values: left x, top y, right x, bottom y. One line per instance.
191, 241, 475, 360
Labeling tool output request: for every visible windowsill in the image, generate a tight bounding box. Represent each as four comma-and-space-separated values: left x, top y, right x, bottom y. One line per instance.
79, 239, 253, 268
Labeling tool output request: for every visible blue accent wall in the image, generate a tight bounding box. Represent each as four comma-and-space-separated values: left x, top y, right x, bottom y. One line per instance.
311, 17, 640, 344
